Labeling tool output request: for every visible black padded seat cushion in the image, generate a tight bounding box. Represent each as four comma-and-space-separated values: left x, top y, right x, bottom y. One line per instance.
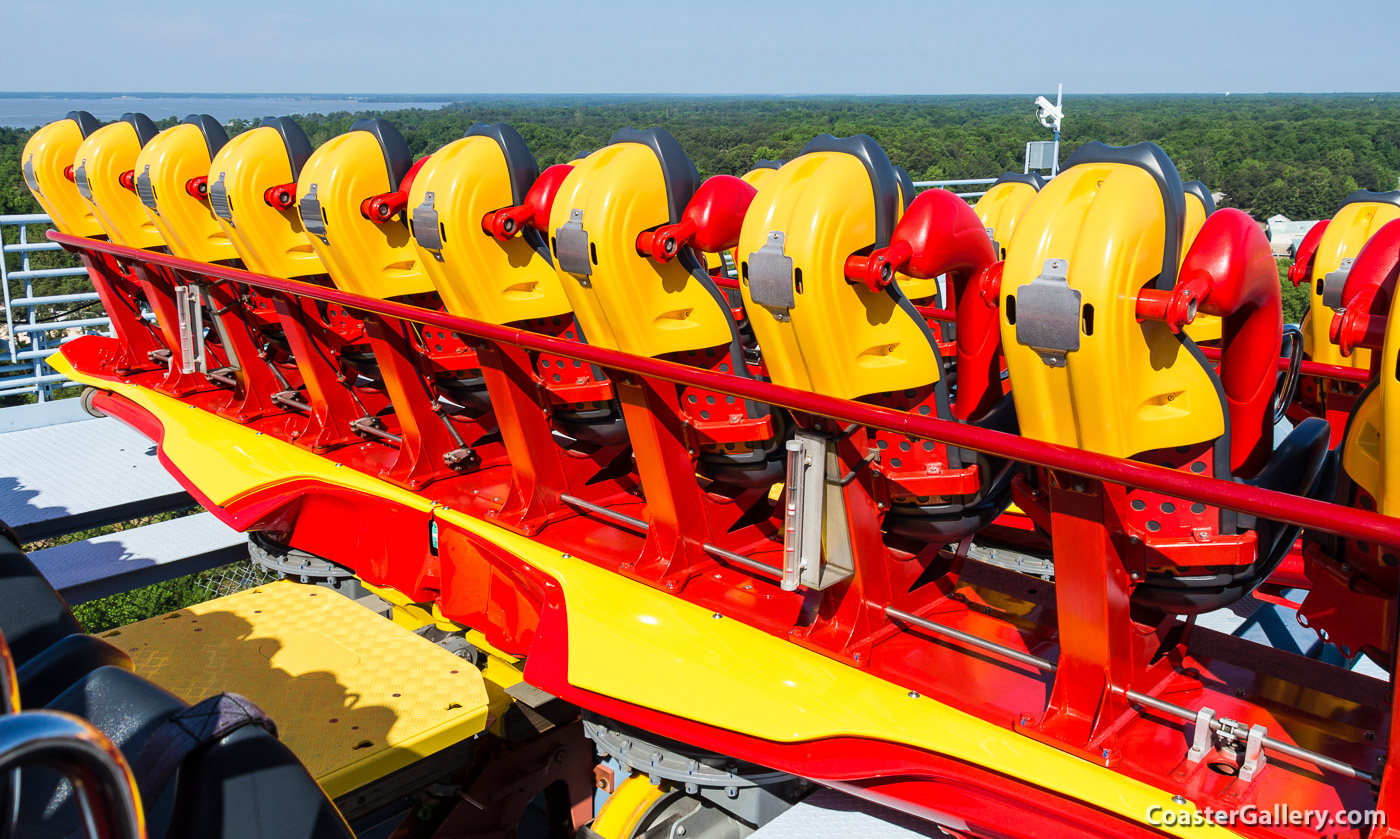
260, 117, 315, 180
66, 110, 102, 139
17, 632, 133, 708
21, 666, 187, 839
351, 118, 413, 192
25, 667, 352, 839
0, 533, 83, 666
181, 114, 229, 160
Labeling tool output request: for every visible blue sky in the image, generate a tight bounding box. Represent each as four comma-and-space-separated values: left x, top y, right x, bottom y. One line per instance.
4, 0, 1397, 95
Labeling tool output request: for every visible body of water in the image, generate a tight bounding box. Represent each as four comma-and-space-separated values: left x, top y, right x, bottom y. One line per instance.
0, 95, 454, 129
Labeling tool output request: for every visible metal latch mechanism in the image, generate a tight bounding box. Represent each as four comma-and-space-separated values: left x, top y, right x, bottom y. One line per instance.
1186, 707, 1268, 783
1015, 258, 1081, 368
135, 166, 159, 212
554, 209, 593, 285
298, 183, 329, 244
22, 155, 41, 196
780, 430, 855, 592
175, 285, 206, 374
1322, 257, 1355, 311
74, 160, 93, 200
747, 231, 795, 323
411, 191, 444, 261
208, 171, 234, 226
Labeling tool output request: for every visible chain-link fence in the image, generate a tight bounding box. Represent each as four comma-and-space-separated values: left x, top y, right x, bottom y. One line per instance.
71, 558, 279, 634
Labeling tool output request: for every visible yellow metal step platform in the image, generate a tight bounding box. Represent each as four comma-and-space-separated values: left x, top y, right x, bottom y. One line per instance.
99, 581, 491, 798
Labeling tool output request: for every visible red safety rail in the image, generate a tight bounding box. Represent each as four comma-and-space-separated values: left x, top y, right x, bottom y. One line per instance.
53, 231, 1400, 548
1199, 344, 1371, 385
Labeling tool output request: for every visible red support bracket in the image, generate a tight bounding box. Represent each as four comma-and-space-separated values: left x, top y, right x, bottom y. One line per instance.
75, 252, 168, 378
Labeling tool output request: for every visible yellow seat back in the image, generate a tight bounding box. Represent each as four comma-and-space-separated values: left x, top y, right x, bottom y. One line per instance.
133, 116, 238, 263
207, 117, 325, 279
737, 135, 940, 400
973, 173, 1043, 261
406, 124, 570, 325
296, 119, 431, 299
1181, 181, 1222, 343
546, 128, 733, 357
998, 142, 1224, 462
22, 112, 105, 237
74, 113, 164, 249
1343, 326, 1400, 518
1303, 191, 1400, 368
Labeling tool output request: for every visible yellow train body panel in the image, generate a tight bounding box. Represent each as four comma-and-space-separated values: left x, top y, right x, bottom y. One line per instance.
1303, 201, 1400, 367
22, 117, 105, 237
208, 125, 326, 279
548, 142, 731, 357
1343, 282, 1400, 516
999, 162, 1224, 459
134, 123, 238, 263
297, 131, 432, 299
53, 351, 1233, 838
75, 121, 165, 249
407, 135, 571, 324
1181, 189, 1222, 342
737, 151, 939, 400
973, 180, 1038, 261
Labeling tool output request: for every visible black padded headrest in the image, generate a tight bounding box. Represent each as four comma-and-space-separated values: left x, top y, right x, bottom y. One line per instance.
992, 172, 1046, 191
257, 116, 314, 180
350, 118, 413, 192
120, 112, 159, 147
609, 127, 698, 224
893, 165, 916, 211
1183, 180, 1216, 216
799, 134, 900, 249
64, 110, 101, 139
1063, 141, 1186, 292
465, 122, 540, 205
181, 114, 229, 161
1339, 189, 1400, 212
752, 159, 785, 171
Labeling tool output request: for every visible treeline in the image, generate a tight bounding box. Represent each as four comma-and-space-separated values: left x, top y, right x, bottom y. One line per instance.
5, 94, 1400, 222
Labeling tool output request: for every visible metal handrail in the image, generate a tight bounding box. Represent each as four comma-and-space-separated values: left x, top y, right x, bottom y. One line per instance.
52, 231, 1400, 549
0, 712, 146, 839
1, 214, 102, 400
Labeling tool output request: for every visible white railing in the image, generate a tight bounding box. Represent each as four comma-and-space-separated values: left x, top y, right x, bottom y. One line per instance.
0, 214, 106, 400
912, 177, 1002, 199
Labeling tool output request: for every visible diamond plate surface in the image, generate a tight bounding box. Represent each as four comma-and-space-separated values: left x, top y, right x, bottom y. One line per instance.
0, 417, 190, 540
100, 581, 491, 797
752, 788, 951, 838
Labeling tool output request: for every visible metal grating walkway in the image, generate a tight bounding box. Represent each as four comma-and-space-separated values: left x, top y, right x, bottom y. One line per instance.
0, 408, 191, 541
29, 511, 247, 604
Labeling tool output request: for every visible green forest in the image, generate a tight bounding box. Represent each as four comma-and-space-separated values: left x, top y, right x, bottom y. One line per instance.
1, 92, 1390, 373
5, 93, 1400, 221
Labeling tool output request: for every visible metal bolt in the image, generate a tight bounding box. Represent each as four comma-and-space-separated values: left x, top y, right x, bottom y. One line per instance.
1366, 730, 1376, 741
712, 612, 723, 620
562, 553, 572, 560
1172, 795, 1187, 805
908, 691, 921, 699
